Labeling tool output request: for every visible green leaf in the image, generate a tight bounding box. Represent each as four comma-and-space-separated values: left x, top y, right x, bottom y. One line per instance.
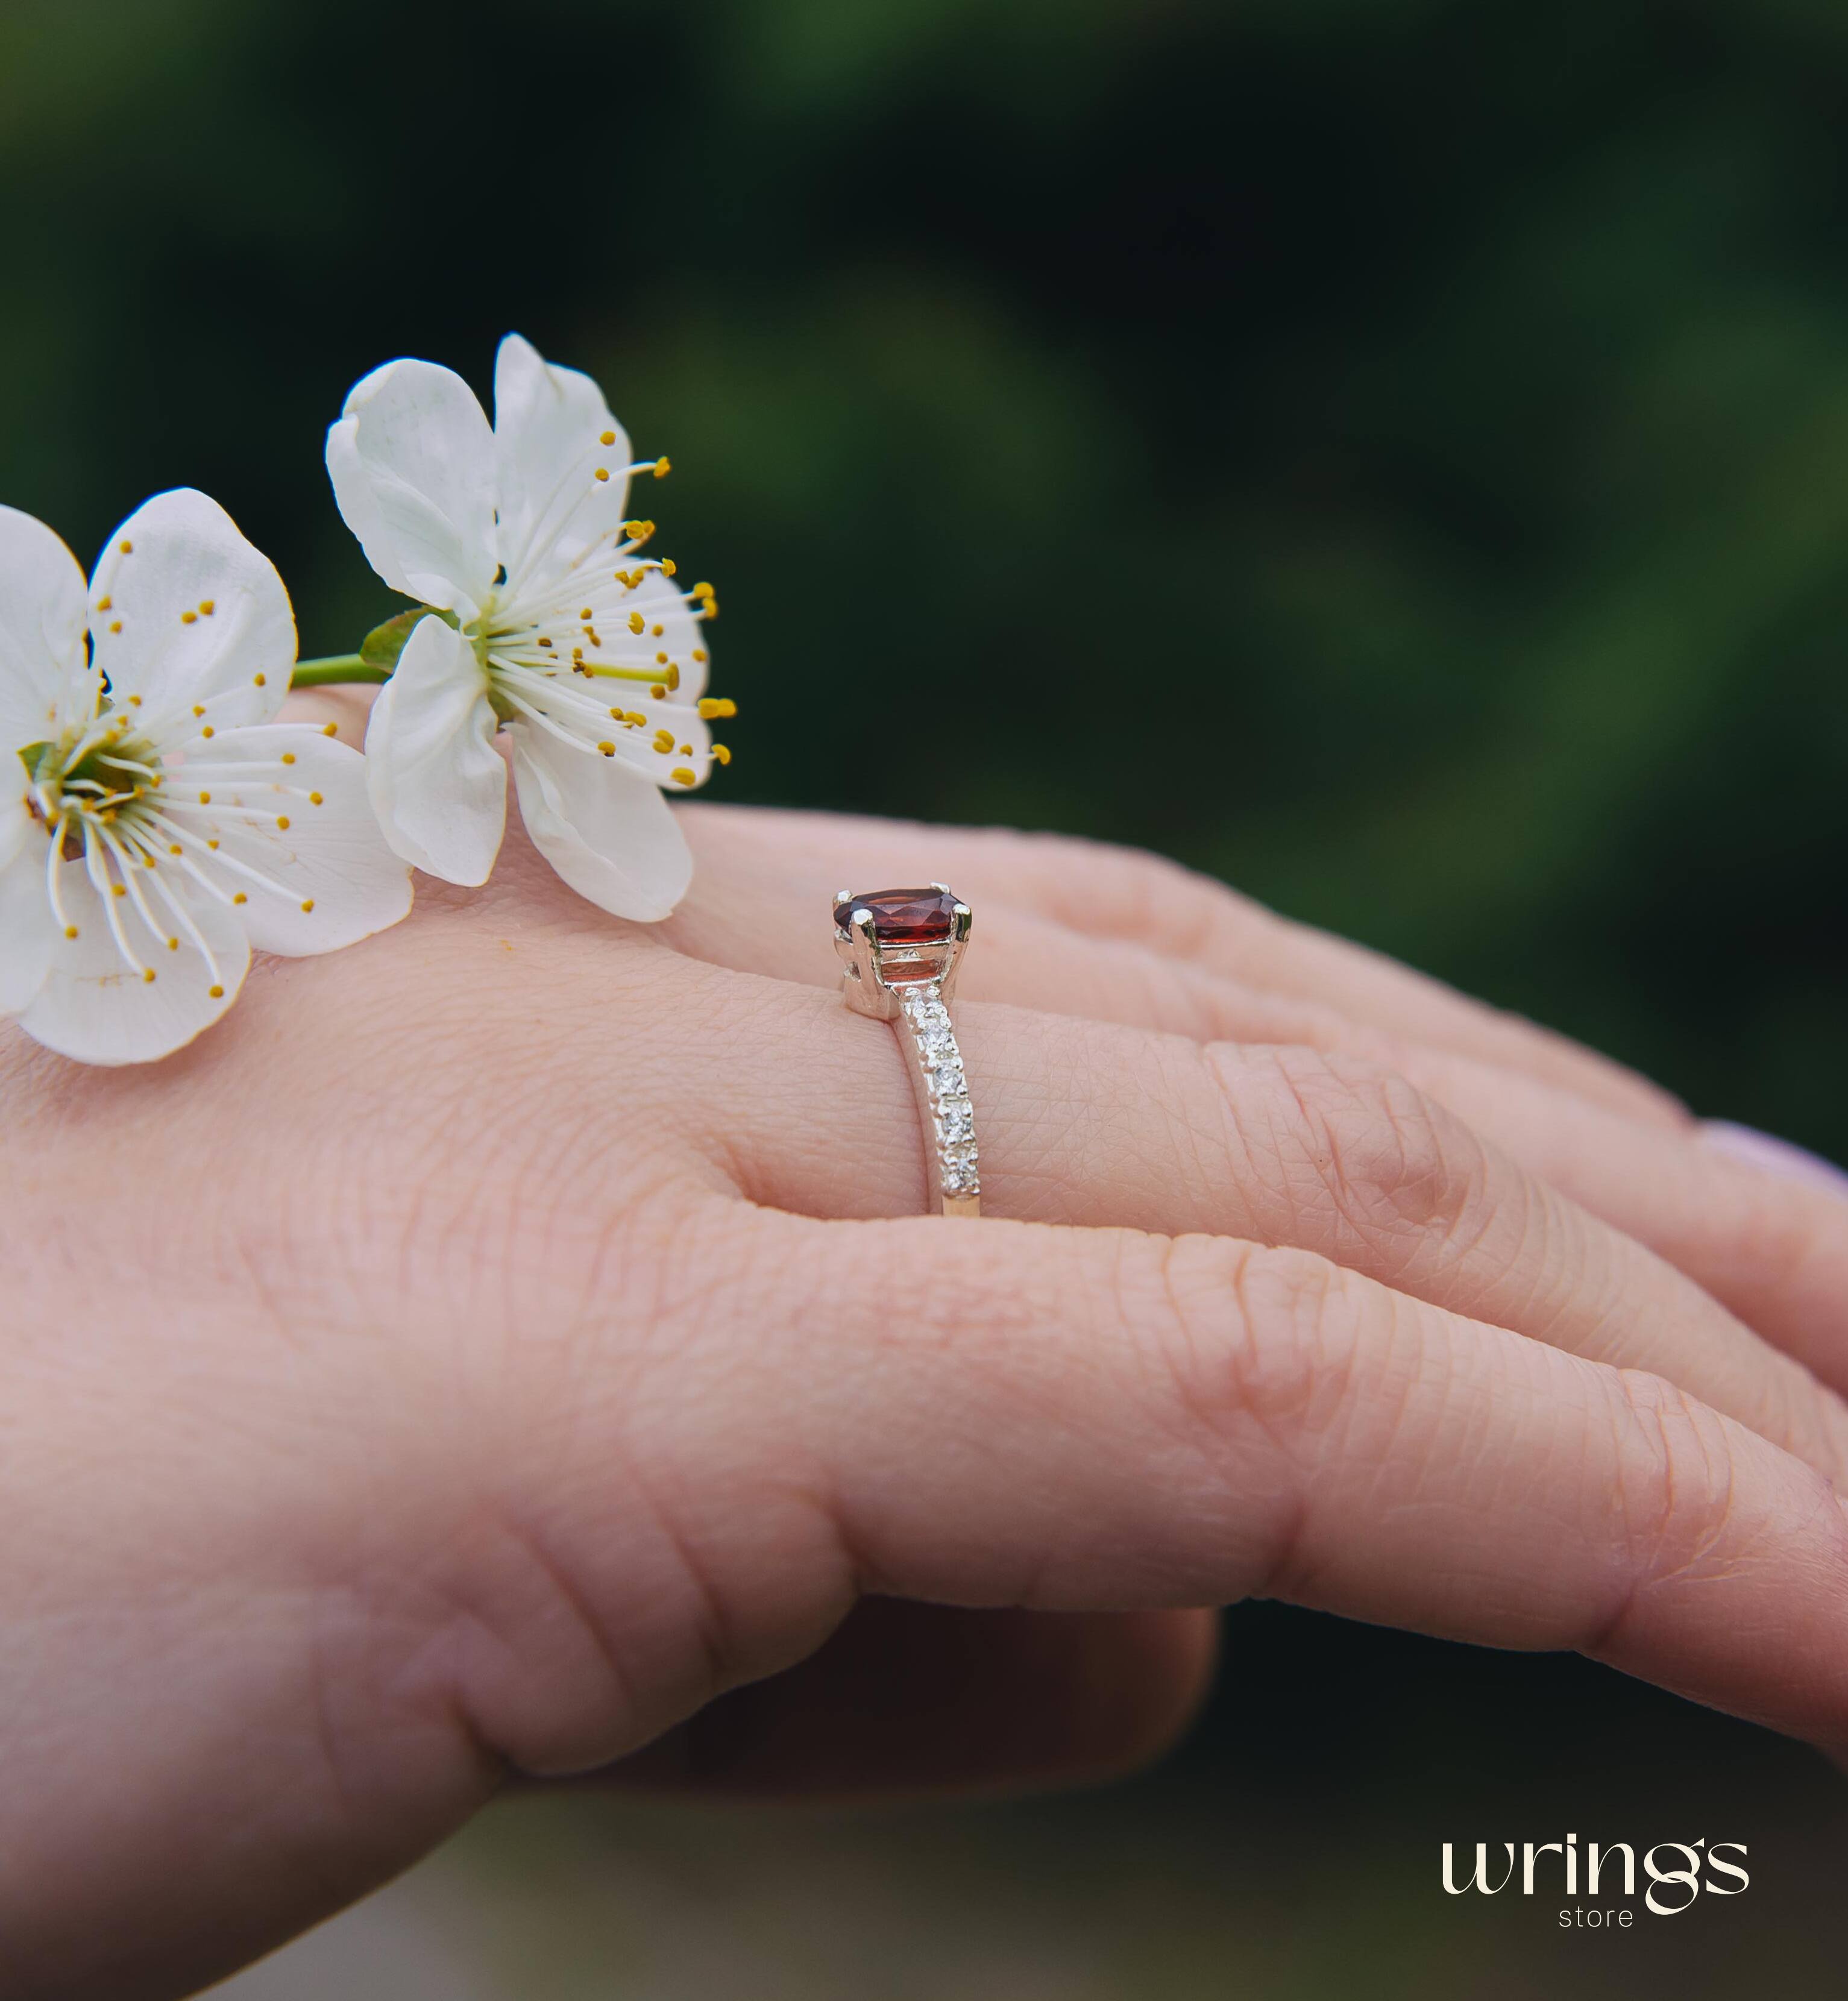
359, 605, 457, 673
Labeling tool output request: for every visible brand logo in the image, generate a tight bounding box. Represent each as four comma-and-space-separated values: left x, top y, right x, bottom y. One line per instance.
1441, 1836, 1749, 1926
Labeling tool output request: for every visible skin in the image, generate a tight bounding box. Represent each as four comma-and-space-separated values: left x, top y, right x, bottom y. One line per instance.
7, 752, 1848, 1997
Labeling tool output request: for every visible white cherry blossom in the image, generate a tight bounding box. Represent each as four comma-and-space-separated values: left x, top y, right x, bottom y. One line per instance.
327, 335, 732, 920
1, 491, 413, 1065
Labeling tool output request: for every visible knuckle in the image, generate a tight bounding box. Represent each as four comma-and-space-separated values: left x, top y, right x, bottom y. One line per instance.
1608, 1370, 1744, 1578
1141, 1234, 1363, 1450
1217, 1043, 1489, 1261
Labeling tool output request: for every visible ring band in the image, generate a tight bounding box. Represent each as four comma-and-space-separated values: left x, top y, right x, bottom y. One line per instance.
834, 884, 981, 1217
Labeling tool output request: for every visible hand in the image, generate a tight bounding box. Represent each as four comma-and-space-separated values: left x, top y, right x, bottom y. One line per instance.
8, 788, 1848, 2000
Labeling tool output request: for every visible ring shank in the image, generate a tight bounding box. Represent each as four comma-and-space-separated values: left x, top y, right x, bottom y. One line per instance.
893, 981, 981, 1218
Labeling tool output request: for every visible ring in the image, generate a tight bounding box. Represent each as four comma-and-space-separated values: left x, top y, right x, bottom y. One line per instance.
834, 884, 981, 1217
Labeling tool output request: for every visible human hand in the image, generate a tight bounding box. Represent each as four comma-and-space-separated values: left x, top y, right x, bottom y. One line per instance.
8, 787, 1848, 1999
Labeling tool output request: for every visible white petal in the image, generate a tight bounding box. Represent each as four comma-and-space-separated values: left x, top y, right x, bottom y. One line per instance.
89, 490, 294, 733
179, 725, 413, 956
328, 359, 498, 618
510, 723, 692, 921
492, 333, 636, 591
0, 806, 57, 1014
363, 616, 505, 885
0, 505, 92, 750
17, 862, 248, 1066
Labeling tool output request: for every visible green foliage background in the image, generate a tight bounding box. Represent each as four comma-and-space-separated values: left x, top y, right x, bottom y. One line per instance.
9, 1, 1848, 1990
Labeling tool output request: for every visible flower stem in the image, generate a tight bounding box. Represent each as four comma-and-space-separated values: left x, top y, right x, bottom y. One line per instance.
291, 655, 390, 688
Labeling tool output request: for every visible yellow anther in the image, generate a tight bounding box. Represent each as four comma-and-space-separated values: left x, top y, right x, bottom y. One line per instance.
662, 662, 680, 691
254, 673, 267, 687
200, 600, 215, 615
63, 925, 78, 940
128, 695, 142, 706
193, 705, 206, 718
653, 729, 675, 753
209, 984, 224, 999
276, 815, 290, 830
169, 844, 181, 855
97, 595, 112, 612
600, 429, 617, 446
301, 899, 315, 913
166, 937, 178, 950
580, 608, 594, 621
233, 892, 247, 905
661, 558, 677, 576
181, 611, 197, 625
142, 853, 156, 869
652, 456, 670, 479
119, 539, 133, 554
693, 581, 714, 598
322, 722, 338, 737
594, 466, 611, 482
142, 967, 156, 984
693, 649, 708, 663
597, 740, 616, 756
671, 766, 695, 787
712, 743, 731, 765
109, 621, 122, 634
628, 611, 644, 634
309, 791, 324, 805
280, 752, 295, 765
626, 710, 647, 726
655, 651, 668, 665
649, 684, 667, 700
538, 635, 553, 648
111, 883, 126, 898
198, 791, 210, 803
201, 725, 214, 739
697, 697, 736, 720
207, 839, 219, 850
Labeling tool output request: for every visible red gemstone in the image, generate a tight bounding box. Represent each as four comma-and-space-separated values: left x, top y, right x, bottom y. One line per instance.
834, 886, 960, 944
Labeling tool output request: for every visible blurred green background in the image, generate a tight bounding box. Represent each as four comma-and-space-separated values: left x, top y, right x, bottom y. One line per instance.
9, 0, 1848, 1993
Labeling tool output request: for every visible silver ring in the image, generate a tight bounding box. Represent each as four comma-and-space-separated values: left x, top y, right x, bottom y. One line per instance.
834, 884, 981, 1217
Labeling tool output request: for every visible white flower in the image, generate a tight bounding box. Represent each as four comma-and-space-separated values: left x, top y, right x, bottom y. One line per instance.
327, 334, 731, 921
1, 489, 413, 1066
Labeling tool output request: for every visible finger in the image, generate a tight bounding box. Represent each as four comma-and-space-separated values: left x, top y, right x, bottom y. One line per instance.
589, 1603, 1218, 1801
1381, 1043, 1848, 1401
671, 802, 1685, 1129
731, 1204, 1848, 1754
686, 976, 1848, 1483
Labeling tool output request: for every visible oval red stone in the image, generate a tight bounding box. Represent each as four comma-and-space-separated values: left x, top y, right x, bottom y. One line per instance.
834, 885, 960, 944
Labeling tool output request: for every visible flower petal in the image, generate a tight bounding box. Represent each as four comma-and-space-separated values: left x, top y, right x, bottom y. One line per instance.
363, 615, 505, 885
0, 504, 92, 750
17, 862, 248, 1066
492, 333, 636, 591
180, 725, 413, 956
509, 721, 692, 921
0, 804, 57, 1015
89, 490, 294, 733
328, 359, 498, 618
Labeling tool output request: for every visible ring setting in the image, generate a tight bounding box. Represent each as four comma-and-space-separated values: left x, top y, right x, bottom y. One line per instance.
834, 884, 981, 1217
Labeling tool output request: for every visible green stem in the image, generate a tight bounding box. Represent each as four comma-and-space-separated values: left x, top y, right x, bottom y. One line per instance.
291, 654, 390, 688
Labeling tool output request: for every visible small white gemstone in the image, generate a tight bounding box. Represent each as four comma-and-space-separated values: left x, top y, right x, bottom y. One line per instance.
944, 1140, 978, 1168
938, 1102, 975, 1143
928, 1064, 964, 1097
